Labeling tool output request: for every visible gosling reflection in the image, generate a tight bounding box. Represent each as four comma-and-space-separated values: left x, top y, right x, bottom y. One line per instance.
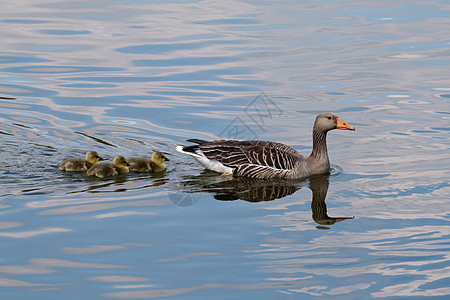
309, 176, 354, 229
66, 173, 169, 194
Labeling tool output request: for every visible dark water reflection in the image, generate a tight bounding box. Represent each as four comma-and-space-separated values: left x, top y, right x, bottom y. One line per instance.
171, 171, 354, 228
170, 170, 302, 202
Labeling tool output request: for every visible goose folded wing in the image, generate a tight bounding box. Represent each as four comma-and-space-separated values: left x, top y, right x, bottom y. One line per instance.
198, 140, 302, 171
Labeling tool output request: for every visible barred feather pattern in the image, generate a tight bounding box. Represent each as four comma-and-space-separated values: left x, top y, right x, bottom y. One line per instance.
192, 140, 310, 179
238, 184, 299, 202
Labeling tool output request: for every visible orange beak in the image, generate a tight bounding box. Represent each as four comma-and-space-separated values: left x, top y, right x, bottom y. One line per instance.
336, 117, 355, 131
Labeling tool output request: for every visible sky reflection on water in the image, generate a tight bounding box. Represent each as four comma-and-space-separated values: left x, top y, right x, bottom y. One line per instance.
1, 0, 450, 299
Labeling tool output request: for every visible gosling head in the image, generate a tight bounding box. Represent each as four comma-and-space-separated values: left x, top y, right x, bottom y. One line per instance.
314, 112, 355, 132
85, 151, 102, 164
113, 156, 129, 168
151, 151, 169, 165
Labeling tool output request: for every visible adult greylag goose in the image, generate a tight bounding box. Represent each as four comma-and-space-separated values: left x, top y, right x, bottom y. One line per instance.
86, 156, 130, 178
59, 151, 103, 172
176, 112, 355, 179
128, 151, 170, 173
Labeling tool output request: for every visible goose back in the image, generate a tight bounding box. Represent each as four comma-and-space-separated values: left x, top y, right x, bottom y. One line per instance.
86, 162, 119, 178
128, 157, 152, 172
86, 156, 129, 178
59, 158, 92, 172
128, 157, 166, 173
59, 151, 102, 172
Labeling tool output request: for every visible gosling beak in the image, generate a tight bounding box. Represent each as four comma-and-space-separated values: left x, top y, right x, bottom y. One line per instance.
99, 157, 104, 161
126, 162, 131, 166
165, 157, 170, 161
336, 117, 355, 131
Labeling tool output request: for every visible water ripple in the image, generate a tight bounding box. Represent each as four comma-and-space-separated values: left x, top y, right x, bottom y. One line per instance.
1, 0, 449, 299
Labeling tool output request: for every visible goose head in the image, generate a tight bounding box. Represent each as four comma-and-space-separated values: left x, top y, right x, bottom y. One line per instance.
85, 151, 102, 164
151, 151, 169, 165
113, 156, 130, 168
314, 112, 355, 132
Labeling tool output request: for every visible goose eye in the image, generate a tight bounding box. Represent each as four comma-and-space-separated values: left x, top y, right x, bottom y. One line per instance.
327, 116, 332, 120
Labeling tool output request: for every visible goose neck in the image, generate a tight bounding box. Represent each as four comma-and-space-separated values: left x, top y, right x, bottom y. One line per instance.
310, 129, 329, 160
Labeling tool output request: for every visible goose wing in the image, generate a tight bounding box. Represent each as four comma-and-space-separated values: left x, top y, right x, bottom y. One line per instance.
193, 140, 304, 178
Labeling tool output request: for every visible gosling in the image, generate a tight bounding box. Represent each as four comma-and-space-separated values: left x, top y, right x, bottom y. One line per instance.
128, 151, 169, 173
59, 151, 102, 172
86, 156, 130, 178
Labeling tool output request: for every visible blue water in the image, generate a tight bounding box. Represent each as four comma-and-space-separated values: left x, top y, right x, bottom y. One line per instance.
1, 0, 449, 299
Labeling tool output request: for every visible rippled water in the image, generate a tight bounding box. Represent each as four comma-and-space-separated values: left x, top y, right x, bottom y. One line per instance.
1, 0, 449, 299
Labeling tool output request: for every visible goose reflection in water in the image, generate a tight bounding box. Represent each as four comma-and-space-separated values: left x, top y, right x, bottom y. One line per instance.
172, 171, 354, 228
308, 176, 354, 229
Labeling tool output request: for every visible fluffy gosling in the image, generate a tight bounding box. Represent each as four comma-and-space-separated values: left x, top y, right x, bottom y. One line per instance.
128, 151, 169, 173
59, 151, 102, 172
86, 156, 130, 178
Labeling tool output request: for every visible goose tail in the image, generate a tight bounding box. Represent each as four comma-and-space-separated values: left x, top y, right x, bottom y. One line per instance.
176, 142, 234, 175
176, 145, 204, 159
186, 138, 209, 145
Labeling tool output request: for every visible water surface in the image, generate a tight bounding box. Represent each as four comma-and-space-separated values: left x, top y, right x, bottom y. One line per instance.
1, 0, 449, 299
